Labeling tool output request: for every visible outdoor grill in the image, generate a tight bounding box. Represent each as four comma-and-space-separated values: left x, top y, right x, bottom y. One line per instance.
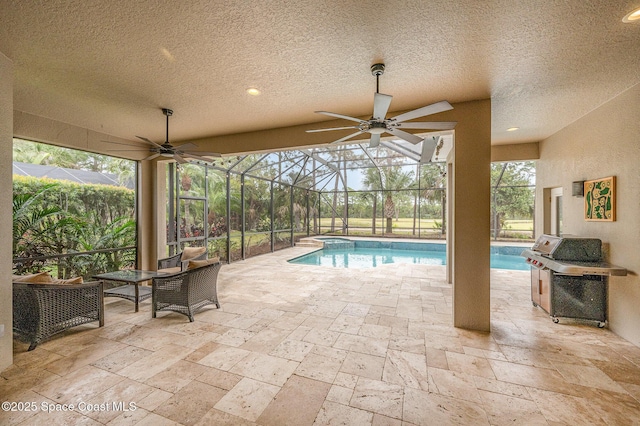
520, 234, 627, 327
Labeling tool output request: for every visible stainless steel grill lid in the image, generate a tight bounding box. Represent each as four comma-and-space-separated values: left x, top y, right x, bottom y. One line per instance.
521, 234, 627, 276
531, 234, 601, 261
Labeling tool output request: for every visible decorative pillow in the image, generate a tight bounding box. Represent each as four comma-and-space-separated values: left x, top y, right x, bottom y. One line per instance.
187, 257, 220, 270
181, 246, 206, 261
12, 272, 54, 284
157, 266, 182, 274
51, 276, 84, 284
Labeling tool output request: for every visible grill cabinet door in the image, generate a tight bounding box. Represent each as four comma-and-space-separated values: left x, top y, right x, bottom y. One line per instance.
531, 268, 551, 314
539, 269, 551, 313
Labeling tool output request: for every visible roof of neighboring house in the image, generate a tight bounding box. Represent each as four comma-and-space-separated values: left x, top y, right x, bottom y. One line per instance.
12, 162, 134, 190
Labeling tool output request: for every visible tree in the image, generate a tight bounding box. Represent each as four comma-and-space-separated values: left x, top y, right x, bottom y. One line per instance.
362, 162, 414, 234
362, 166, 383, 234
419, 163, 447, 234
491, 161, 535, 239
380, 165, 414, 234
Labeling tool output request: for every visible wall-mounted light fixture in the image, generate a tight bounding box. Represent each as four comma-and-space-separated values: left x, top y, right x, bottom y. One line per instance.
572, 181, 585, 197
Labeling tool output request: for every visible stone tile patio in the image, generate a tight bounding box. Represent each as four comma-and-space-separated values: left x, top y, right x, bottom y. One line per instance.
3, 246, 640, 425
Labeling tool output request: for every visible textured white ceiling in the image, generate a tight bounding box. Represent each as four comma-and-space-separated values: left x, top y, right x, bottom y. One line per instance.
1, 0, 639, 148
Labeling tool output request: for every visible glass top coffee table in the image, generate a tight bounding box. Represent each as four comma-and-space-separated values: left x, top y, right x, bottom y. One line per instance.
93, 270, 168, 312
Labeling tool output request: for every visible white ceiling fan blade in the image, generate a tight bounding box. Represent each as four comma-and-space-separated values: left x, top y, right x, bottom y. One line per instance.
173, 154, 188, 164
306, 126, 360, 133
142, 153, 161, 161
386, 128, 424, 144
136, 136, 164, 149
315, 111, 365, 123
182, 152, 220, 161
396, 121, 457, 130
420, 137, 438, 163
369, 133, 381, 148
373, 93, 393, 120
389, 100, 453, 123
330, 131, 364, 144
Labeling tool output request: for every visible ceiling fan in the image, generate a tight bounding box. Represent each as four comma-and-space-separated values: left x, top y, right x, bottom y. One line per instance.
306, 63, 457, 148
110, 108, 221, 163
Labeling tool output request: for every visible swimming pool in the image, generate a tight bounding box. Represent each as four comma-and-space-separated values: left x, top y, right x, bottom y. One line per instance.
289, 239, 529, 270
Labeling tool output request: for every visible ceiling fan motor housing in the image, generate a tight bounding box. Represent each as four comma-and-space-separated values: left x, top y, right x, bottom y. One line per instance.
365, 121, 387, 134
371, 63, 385, 76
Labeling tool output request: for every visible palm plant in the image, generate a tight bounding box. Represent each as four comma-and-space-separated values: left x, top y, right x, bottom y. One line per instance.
12, 183, 77, 272
419, 163, 447, 234
13, 139, 53, 164
361, 168, 383, 234
66, 216, 136, 277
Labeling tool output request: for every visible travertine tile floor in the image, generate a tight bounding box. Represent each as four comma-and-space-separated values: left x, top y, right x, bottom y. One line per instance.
3, 246, 640, 425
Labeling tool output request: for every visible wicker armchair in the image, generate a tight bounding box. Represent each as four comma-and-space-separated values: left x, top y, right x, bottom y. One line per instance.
13, 281, 104, 351
157, 247, 207, 273
152, 261, 222, 322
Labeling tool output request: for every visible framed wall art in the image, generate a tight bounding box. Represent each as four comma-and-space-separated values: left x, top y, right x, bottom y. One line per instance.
584, 176, 616, 221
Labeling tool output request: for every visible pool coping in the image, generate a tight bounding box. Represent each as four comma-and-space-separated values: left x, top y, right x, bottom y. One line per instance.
298, 235, 532, 248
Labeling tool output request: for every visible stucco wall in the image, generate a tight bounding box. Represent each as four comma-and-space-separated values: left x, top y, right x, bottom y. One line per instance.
0, 52, 14, 371
536, 83, 640, 346
491, 142, 539, 162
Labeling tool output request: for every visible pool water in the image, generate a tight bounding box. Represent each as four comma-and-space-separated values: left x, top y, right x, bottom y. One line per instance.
289, 242, 528, 270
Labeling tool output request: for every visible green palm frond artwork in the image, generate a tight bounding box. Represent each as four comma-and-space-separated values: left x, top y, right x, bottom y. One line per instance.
584, 176, 615, 221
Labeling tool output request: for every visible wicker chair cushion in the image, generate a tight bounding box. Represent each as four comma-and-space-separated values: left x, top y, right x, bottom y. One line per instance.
181, 246, 206, 261
158, 266, 182, 274
187, 257, 220, 269
12, 272, 53, 283
13, 273, 85, 285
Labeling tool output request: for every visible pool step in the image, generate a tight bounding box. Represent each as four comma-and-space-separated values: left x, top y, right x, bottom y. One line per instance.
295, 242, 320, 247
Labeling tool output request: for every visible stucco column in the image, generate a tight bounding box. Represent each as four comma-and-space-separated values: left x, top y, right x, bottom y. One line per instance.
0, 51, 14, 371
156, 162, 167, 259
449, 99, 492, 331
137, 159, 159, 270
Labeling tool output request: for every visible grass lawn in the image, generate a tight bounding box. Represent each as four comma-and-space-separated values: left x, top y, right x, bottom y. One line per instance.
502, 220, 534, 231
320, 217, 441, 230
